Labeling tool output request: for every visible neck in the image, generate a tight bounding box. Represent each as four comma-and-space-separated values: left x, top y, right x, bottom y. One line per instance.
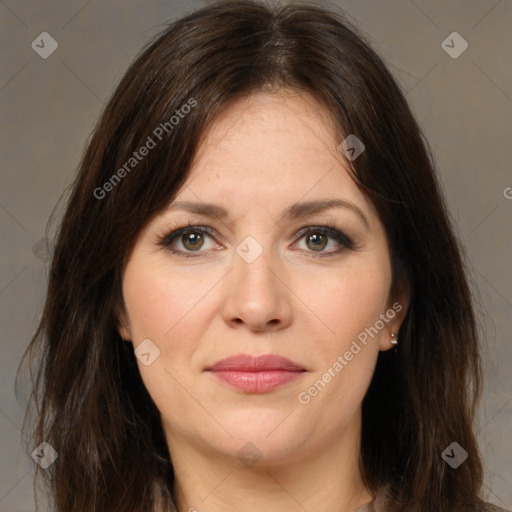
166, 410, 374, 512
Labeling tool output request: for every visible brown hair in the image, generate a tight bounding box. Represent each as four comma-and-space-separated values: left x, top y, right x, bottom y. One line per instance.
18, 1, 487, 511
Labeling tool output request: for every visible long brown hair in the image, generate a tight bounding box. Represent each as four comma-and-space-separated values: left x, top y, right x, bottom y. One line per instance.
18, 1, 486, 510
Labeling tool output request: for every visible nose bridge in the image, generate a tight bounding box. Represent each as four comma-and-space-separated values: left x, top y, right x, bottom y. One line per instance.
223, 230, 292, 330
233, 231, 278, 294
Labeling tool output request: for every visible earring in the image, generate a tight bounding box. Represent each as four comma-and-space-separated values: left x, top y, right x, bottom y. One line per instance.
390, 333, 398, 345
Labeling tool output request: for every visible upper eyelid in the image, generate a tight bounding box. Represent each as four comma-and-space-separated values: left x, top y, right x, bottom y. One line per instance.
158, 214, 351, 236
159, 223, 353, 251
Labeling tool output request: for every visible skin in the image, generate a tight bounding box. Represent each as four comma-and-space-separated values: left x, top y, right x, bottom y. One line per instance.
118, 89, 410, 512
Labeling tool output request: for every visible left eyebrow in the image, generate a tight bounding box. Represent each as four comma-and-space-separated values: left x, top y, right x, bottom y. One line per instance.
282, 199, 370, 231
165, 198, 371, 231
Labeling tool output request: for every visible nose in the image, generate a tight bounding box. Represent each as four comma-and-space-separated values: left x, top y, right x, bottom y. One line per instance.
221, 243, 293, 333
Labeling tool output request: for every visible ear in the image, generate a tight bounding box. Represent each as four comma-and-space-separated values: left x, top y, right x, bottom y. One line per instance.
379, 276, 411, 352
115, 303, 132, 342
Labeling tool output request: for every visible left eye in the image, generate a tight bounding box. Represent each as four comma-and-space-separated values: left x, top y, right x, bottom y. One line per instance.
159, 225, 354, 258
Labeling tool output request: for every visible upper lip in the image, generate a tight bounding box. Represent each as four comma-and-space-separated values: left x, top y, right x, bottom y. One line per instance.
207, 354, 305, 372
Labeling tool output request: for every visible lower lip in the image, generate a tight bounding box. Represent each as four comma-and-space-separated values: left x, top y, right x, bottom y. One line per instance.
208, 370, 305, 393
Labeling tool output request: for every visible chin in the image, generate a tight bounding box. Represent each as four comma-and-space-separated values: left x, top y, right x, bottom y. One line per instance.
205, 418, 309, 463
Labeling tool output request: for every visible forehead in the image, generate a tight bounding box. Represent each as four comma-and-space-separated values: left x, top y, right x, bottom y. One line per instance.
183, 91, 361, 196
191, 89, 340, 169
168, 89, 379, 227
176, 90, 376, 224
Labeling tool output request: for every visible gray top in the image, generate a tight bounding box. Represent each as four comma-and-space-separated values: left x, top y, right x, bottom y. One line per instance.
355, 500, 509, 512
354, 484, 509, 512
164, 497, 510, 511
159, 483, 510, 511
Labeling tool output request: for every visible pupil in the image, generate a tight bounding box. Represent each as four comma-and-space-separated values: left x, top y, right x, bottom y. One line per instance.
184, 232, 203, 250
308, 233, 326, 251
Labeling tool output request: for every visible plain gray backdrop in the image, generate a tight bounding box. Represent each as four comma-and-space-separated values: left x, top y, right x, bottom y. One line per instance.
1, 1, 511, 511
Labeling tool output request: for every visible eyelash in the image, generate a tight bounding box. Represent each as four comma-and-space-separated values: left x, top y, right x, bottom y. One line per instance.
157, 221, 355, 259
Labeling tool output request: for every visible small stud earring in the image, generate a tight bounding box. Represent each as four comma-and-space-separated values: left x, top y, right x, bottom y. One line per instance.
390, 333, 398, 345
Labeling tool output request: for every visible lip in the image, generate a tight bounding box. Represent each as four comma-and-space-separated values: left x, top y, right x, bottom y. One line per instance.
206, 354, 306, 393
207, 353, 305, 372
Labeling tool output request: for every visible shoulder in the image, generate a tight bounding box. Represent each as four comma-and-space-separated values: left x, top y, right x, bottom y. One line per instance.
363, 485, 510, 512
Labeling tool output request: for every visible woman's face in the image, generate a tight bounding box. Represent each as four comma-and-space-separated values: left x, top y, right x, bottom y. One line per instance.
118, 90, 407, 467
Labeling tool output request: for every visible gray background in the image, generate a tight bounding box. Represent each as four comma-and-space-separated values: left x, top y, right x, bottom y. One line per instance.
1, 0, 511, 510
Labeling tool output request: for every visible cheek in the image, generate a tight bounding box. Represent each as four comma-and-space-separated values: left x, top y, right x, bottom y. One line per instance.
120, 259, 215, 414
295, 261, 392, 354
293, 272, 388, 423
121, 259, 216, 423
291, 260, 391, 406
122, 258, 214, 345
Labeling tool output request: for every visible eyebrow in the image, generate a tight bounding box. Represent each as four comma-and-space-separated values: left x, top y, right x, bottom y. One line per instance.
166, 199, 371, 230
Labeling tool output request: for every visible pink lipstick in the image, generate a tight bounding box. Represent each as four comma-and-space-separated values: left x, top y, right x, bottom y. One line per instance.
206, 354, 306, 393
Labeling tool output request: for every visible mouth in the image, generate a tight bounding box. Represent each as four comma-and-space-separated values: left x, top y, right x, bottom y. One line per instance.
205, 353, 306, 393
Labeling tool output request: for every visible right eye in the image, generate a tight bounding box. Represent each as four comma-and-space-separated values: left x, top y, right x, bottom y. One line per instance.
158, 225, 222, 258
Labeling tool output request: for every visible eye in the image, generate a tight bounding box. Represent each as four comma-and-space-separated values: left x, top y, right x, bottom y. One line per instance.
158, 224, 220, 258
158, 223, 354, 258
293, 226, 354, 258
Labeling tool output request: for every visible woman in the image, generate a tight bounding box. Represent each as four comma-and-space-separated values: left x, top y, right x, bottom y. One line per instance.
18, 1, 508, 511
